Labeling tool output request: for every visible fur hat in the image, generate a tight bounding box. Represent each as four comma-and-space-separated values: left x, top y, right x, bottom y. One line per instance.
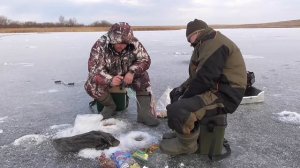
186, 19, 208, 38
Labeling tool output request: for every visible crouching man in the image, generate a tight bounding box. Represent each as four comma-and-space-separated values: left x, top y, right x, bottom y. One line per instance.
160, 19, 247, 155
84, 22, 159, 126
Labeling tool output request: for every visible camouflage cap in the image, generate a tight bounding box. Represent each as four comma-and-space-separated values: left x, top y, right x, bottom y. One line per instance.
108, 22, 134, 44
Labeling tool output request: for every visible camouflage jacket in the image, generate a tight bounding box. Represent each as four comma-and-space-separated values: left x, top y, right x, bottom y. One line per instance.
87, 22, 151, 87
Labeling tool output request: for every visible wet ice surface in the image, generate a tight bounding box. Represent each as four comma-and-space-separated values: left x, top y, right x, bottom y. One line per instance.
1, 29, 300, 168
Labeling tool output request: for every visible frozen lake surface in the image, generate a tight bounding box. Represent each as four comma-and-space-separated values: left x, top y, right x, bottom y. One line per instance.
1, 28, 300, 168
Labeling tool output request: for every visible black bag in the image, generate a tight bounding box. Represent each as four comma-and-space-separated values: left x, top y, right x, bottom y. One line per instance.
52, 131, 120, 153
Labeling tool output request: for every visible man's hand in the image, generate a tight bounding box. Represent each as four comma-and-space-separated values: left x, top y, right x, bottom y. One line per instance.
111, 75, 123, 86
124, 71, 134, 85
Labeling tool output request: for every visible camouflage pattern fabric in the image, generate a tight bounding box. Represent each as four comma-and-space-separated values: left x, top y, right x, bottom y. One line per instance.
84, 22, 151, 100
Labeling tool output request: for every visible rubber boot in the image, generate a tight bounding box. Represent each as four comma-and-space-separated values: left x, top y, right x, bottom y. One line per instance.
136, 92, 159, 126
99, 94, 117, 119
160, 127, 200, 155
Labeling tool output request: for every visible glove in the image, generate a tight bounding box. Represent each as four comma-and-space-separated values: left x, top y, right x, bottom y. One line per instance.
166, 96, 203, 134
182, 112, 197, 134
170, 87, 184, 104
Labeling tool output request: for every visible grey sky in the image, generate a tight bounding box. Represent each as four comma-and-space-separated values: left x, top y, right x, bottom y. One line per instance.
1, 0, 300, 25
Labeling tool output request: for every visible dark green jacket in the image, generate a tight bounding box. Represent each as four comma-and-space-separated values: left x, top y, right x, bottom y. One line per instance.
182, 30, 247, 113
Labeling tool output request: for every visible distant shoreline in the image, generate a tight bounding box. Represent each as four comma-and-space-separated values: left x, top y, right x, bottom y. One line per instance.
1, 20, 300, 33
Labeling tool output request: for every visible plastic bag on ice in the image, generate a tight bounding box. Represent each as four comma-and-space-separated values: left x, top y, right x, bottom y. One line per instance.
156, 87, 172, 118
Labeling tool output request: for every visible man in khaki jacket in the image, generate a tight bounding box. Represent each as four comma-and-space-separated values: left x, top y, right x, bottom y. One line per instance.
160, 19, 247, 155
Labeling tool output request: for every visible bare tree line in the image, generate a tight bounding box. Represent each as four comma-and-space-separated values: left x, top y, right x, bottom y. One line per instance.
0, 15, 112, 28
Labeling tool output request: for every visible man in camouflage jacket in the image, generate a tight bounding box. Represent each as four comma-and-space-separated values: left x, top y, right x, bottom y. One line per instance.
84, 22, 159, 126
160, 19, 247, 155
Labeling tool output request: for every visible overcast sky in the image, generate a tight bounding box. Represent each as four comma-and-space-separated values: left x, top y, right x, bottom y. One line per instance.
1, 0, 300, 26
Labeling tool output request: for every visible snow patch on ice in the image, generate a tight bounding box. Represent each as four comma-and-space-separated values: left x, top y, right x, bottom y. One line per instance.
173, 51, 189, 56
99, 118, 129, 135
54, 127, 74, 138
73, 114, 103, 134
54, 114, 130, 139
119, 131, 155, 151
54, 114, 103, 138
53, 114, 157, 159
0, 116, 8, 123
54, 114, 130, 138
3, 62, 34, 67
0, 113, 5, 135
78, 148, 103, 159
244, 55, 264, 59
274, 111, 300, 126
50, 124, 72, 130
37, 89, 59, 94
81, 146, 120, 159
13, 134, 48, 146
78, 131, 157, 159
47, 89, 59, 93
